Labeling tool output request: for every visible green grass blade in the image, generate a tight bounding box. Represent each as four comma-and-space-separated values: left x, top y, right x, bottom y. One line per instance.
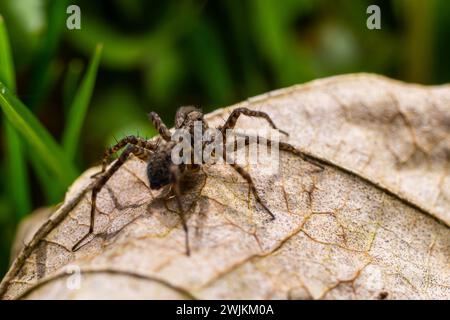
27, 0, 70, 109
0, 15, 31, 217
62, 43, 103, 160
63, 59, 84, 113
0, 16, 15, 90
3, 124, 31, 217
0, 82, 78, 187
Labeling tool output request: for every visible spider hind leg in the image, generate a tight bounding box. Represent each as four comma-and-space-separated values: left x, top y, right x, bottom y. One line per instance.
72, 145, 150, 252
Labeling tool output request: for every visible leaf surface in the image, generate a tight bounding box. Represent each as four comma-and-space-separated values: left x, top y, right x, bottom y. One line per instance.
2, 74, 449, 299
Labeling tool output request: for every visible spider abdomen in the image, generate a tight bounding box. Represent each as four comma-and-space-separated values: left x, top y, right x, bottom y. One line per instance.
147, 151, 174, 189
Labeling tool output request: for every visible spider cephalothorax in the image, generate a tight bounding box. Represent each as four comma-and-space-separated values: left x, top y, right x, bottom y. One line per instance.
72, 106, 318, 255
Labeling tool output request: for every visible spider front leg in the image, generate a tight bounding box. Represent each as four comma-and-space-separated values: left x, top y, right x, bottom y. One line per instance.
228, 163, 275, 221
148, 111, 172, 141
279, 141, 324, 171
233, 133, 325, 172
170, 165, 191, 256
72, 145, 151, 251
220, 141, 275, 220
220, 107, 289, 136
92, 135, 157, 178
218, 135, 325, 222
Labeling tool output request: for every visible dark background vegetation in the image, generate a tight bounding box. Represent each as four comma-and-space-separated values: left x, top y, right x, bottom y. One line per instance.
0, 0, 449, 277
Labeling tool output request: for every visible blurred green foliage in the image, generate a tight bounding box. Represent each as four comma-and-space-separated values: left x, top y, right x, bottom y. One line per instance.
0, 0, 449, 277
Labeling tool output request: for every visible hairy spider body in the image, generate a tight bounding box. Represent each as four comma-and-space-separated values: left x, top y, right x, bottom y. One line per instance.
147, 141, 177, 189
72, 106, 315, 255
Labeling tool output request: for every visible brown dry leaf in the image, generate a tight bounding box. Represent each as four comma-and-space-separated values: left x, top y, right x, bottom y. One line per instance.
1, 74, 449, 300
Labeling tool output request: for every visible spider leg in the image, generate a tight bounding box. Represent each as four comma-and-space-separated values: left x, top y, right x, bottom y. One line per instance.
92, 135, 157, 178
148, 111, 172, 141
218, 134, 326, 222
218, 138, 276, 220
175, 106, 200, 128
220, 107, 289, 136
227, 162, 275, 220
170, 165, 191, 256
72, 145, 151, 251
278, 141, 324, 171
231, 133, 325, 171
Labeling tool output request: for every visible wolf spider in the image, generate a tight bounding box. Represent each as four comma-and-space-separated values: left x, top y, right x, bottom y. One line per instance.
72, 106, 319, 255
